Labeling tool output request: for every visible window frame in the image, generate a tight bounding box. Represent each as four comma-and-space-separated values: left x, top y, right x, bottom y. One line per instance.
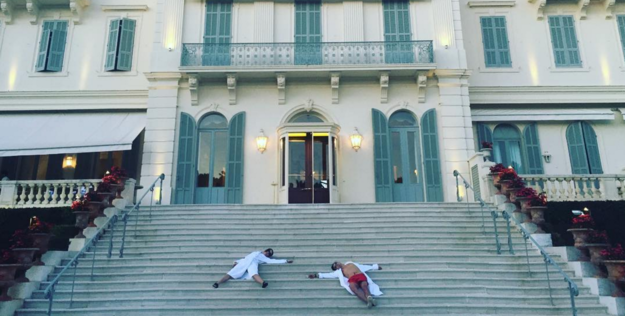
30, 19, 74, 77
473, 10, 520, 73
98, 14, 143, 77
479, 16, 512, 68
544, 14, 589, 72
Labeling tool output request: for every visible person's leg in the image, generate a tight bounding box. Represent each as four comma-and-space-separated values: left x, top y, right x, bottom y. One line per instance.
360, 281, 376, 307
213, 274, 232, 288
249, 263, 268, 288
349, 282, 368, 303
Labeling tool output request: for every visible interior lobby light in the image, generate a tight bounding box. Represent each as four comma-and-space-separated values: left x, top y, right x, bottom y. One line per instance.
62, 155, 77, 169
351, 128, 363, 152
256, 129, 268, 153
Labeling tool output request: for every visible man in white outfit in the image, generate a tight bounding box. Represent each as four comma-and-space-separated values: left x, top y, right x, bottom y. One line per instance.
213, 248, 293, 289
308, 261, 383, 308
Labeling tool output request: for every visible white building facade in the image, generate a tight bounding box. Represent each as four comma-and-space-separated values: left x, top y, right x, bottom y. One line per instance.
0, 0, 623, 207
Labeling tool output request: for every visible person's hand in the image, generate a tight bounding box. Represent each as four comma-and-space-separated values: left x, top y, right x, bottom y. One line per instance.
287, 260, 294, 264
308, 273, 318, 279
378, 265, 383, 270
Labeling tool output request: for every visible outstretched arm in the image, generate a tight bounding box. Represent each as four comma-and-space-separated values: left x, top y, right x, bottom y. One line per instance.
308, 270, 341, 279
257, 255, 293, 264
356, 263, 382, 272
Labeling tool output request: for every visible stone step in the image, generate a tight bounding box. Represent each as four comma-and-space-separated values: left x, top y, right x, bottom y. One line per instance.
21, 294, 602, 310
113, 220, 498, 229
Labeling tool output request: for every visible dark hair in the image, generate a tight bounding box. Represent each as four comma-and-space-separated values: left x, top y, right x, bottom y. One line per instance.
264, 248, 274, 258
331, 262, 339, 271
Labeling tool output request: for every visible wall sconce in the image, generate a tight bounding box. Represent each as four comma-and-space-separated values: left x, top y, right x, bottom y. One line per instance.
542, 151, 552, 164
62, 154, 77, 169
256, 129, 268, 153
350, 128, 363, 152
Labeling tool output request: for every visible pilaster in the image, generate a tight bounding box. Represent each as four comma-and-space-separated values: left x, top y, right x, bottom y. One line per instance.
140, 72, 182, 205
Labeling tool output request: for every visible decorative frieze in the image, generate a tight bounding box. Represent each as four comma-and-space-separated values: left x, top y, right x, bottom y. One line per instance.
330, 72, 340, 104
276, 73, 286, 105
379, 72, 389, 104
227, 74, 238, 105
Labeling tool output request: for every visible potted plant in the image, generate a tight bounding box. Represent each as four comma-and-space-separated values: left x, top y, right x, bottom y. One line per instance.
9, 230, 38, 283
110, 167, 129, 198
586, 230, 610, 268
489, 164, 506, 187
601, 244, 625, 297
480, 142, 493, 160
568, 213, 595, 254
515, 187, 537, 214
527, 192, 548, 232
85, 192, 104, 227
499, 168, 518, 193
28, 217, 53, 266
507, 177, 526, 202
71, 200, 89, 238
0, 250, 19, 301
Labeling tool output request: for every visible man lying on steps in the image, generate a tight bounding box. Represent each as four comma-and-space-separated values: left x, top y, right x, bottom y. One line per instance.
213, 248, 293, 289
308, 261, 383, 308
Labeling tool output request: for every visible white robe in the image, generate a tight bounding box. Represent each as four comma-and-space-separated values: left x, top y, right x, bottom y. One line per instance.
318, 262, 383, 296
227, 251, 288, 280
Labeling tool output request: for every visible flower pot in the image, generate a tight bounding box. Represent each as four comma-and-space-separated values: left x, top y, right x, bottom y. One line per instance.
508, 188, 522, 203
30, 233, 52, 266
528, 206, 548, 233
481, 148, 492, 161
568, 228, 593, 260
604, 260, 625, 297
0, 264, 20, 301
11, 248, 38, 265
490, 173, 502, 188
500, 180, 512, 194
97, 193, 112, 209
73, 211, 89, 238
516, 197, 531, 214
86, 201, 103, 227
586, 244, 609, 275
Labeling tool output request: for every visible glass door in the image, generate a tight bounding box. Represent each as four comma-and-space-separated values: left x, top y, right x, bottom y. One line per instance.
287, 133, 329, 204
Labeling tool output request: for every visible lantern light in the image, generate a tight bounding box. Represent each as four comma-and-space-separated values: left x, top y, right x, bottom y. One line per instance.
350, 128, 363, 152
256, 129, 268, 153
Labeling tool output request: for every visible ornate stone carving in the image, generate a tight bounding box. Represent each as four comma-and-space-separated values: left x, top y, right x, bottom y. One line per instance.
304, 99, 314, 112
26, 0, 40, 25
188, 74, 199, 106
330, 73, 340, 104
227, 74, 237, 105
379, 72, 389, 104
70, 0, 89, 24
397, 101, 409, 109
0, 0, 14, 24
530, 0, 547, 20
578, 0, 590, 19
604, 0, 616, 19
207, 103, 220, 112
417, 75, 427, 103
276, 73, 286, 105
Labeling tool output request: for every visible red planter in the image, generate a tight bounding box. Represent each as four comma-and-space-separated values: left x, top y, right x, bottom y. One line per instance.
73, 211, 89, 238
586, 244, 609, 277
491, 173, 502, 188
568, 228, 593, 260
604, 260, 625, 297
0, 264, 20, 301
11, 248, 38, 265
528, 206, 548, 233
86, 201, 103, 227
508, 188, 522, 203
516, 197, 531, 214
30, 233, 52, 266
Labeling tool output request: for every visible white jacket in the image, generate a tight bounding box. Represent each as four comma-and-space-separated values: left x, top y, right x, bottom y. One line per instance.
318, 262, 383, 296
227, 251, 288, 280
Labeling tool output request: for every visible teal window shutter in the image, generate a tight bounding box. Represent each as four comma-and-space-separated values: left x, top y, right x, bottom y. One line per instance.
226, 112, 246, 204
523, 123, 544, 175
104, 19, 121, 71
476, 123, 493, 147
421, 109, 443, 202
35, 22, 54, 71
480, 16, 511, 67
566, 122, 590, 174
46, 21, 68, 72
117, 18, 136, 71
383, 0, 412, 63
618, 15, 625, 62
174, 112, 197, 204
204, 1, 232, 65
372, 109, 393, 202
581, 122, 603, 174
548, 16, 581, 67
294, 1, 322, 65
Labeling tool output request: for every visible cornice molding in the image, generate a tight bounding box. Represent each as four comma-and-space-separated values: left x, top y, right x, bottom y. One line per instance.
467, 0, 516, 8
0, 90, 148, 111
469, 86, 625, 104
101, 5, 149, 12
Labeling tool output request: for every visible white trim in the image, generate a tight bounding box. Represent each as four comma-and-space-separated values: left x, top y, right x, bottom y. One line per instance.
543, 13, 590, 72
97, 14, 144, 77
101, 5, 149, 12
615, 13, 625, 71
473, 10, 522, 73
28, 18, 75, 77
467, 1, 516, 8
471, 108, 616, 122
469, 86, 625, 104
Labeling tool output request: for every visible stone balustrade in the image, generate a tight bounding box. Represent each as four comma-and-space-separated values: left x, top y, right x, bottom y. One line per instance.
0, 179, 101, 208
520, 174, 625, 202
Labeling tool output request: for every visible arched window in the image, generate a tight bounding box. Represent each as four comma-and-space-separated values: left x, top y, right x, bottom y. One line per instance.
289, 111, 325, 123
493, 124, 524, 173
388, 110, 424, 202
566, 121, 603, 174
197, 114, 229, 193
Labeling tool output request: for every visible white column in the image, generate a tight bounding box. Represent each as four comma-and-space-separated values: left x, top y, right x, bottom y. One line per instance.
254, 2, 274, 42
0, 181, 17, 207
435, 70, 474, 202
343, 1, 364, 42
140, 73, 182, 205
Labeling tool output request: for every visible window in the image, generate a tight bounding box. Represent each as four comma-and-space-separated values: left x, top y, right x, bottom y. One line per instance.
480, 16, 511, 67
203, 1, 232, 66
618, 15, 625, 62
295, 1, 322, 65
36, 20, 69, 72
566, 121, 603, 174
383, 0, 413, 63
493, 124, 524, 173
548, 15, 581, 67
475, 123, 493, 149
289, 112, 325, 123
105, 18, 136, 71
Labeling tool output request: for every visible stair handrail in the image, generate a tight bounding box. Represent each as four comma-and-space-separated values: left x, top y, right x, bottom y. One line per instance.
42, 174, 165, 316
454, 170, 579, 316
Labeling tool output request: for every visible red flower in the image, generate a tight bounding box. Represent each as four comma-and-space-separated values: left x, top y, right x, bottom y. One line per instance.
110, 166, 128, 179
601, 244, 625, 261
71, 200, 86, 211
481, 141, 493, 149
0, 250, 17, 264
28, 217, 53, 234
587, 230, 609, 244
571, 214, 595, 229
530, 192, 548, 207
510, 177, 526, 189
490, 164, 507, 174
516, 188, 538, 198
9, 230, 34, 249
499, 168, 519, 181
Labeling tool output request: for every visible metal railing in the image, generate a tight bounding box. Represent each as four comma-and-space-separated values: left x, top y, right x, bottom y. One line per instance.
43, 174, 165, 315
181, 41, 434, 67
453, 170, 579, 316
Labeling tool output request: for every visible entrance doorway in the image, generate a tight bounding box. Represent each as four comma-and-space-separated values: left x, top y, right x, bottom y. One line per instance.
389, 111, 425, 202
287, 133, 330, 204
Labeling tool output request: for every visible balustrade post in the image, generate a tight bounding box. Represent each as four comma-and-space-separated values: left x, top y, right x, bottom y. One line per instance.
568, 281, 578, 316
595, 177, 605, 200
0, 180, 18, 207
51, 183, 60, 205
491, 211, 501, 255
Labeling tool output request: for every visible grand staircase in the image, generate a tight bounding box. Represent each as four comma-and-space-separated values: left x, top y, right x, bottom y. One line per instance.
16, 203, 612, 315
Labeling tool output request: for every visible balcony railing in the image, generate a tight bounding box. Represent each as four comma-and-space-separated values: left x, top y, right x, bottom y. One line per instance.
520, 174, 625, 202
181, 41, 434, 68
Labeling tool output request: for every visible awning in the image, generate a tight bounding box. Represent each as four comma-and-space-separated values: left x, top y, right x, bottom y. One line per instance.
0, 112, 146, 157
471, 108, 616, 122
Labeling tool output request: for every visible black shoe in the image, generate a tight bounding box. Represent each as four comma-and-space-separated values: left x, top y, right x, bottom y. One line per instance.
262, 281, 269, 288
213, 283, 219, 289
